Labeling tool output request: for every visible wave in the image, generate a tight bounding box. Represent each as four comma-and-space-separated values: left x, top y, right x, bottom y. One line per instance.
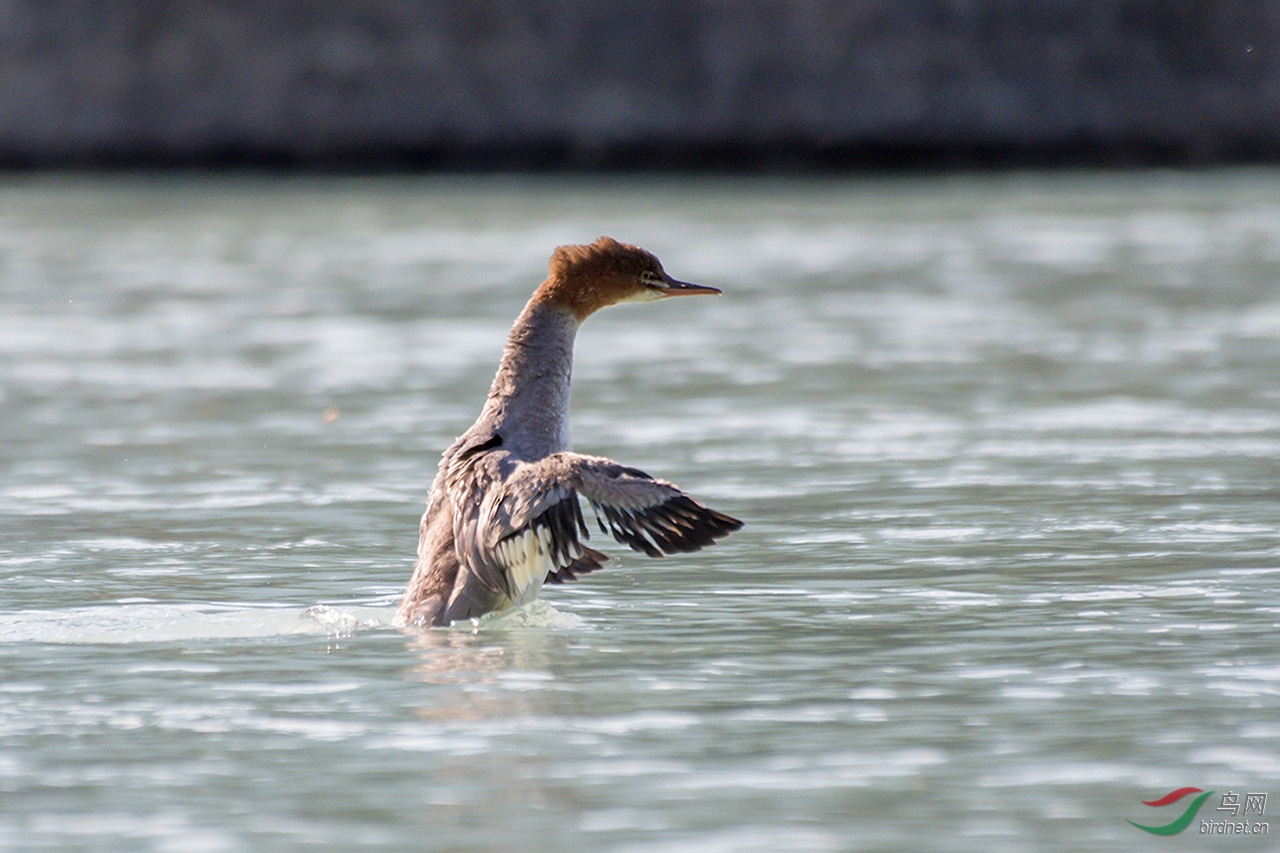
0, 602, 392, 644
0, 599, 585, 644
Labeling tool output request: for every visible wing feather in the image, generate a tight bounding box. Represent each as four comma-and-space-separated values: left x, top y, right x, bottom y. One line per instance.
448, 450, 741, 606
575, 457, 742, 557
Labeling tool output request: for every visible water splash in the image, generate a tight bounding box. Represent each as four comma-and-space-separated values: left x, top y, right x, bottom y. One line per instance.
468, 599, 588, 631
0, 603, 392, 644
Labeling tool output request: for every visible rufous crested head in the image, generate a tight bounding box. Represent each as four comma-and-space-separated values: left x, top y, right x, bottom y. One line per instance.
534, 236, 720, 322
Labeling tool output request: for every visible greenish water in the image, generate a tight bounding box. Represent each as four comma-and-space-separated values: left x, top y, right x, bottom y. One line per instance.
2, 171, 1279, 851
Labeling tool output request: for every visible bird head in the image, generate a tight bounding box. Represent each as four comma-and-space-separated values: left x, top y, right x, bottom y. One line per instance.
538, 236, 720, 321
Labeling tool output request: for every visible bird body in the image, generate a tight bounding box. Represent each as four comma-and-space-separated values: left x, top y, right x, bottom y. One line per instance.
394, 237, 742, 628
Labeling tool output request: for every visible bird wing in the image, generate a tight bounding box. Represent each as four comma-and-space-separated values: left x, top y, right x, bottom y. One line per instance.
571, 455, 744, 557
454, 452, 741, 604
444, 450, 604, 608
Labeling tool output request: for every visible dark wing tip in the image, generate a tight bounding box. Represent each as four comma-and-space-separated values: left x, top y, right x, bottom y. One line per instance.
598, 495, 742, 557
545, 547, 609, 584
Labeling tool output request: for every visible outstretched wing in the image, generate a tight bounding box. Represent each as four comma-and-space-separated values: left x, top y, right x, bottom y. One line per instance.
573, 458, 744, 558
460, 452, 741, 605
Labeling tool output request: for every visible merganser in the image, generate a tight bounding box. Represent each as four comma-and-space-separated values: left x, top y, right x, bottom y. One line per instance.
394, 236, 742, 627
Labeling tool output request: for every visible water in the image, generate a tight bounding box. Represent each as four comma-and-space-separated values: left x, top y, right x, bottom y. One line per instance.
2, 171, 1279, 851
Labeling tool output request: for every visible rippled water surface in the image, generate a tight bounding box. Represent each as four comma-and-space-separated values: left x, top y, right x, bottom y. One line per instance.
2, 172, 1280, 850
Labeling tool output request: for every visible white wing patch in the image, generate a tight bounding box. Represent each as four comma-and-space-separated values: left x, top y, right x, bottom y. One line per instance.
465, 453, 740, 613
495, 524, 559, 606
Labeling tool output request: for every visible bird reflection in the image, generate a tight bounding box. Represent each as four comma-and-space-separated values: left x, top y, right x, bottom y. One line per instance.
402, 619, 573, 722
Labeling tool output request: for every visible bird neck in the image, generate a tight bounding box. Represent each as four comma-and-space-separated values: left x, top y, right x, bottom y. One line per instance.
478, 296, 580, 459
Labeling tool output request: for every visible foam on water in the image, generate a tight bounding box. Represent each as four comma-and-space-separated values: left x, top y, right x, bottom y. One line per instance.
0, 603, 393, 644
448, 599, 589, 632
0, 598, 591, 644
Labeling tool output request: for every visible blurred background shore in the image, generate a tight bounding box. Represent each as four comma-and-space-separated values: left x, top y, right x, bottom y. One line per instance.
2, 0, 1277, 172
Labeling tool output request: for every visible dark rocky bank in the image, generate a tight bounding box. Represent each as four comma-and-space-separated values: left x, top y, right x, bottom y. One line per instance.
2, 0, 1278, 170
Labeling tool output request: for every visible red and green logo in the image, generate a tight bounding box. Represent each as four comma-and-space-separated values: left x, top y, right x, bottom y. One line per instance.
1128, 788, 1213, 835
